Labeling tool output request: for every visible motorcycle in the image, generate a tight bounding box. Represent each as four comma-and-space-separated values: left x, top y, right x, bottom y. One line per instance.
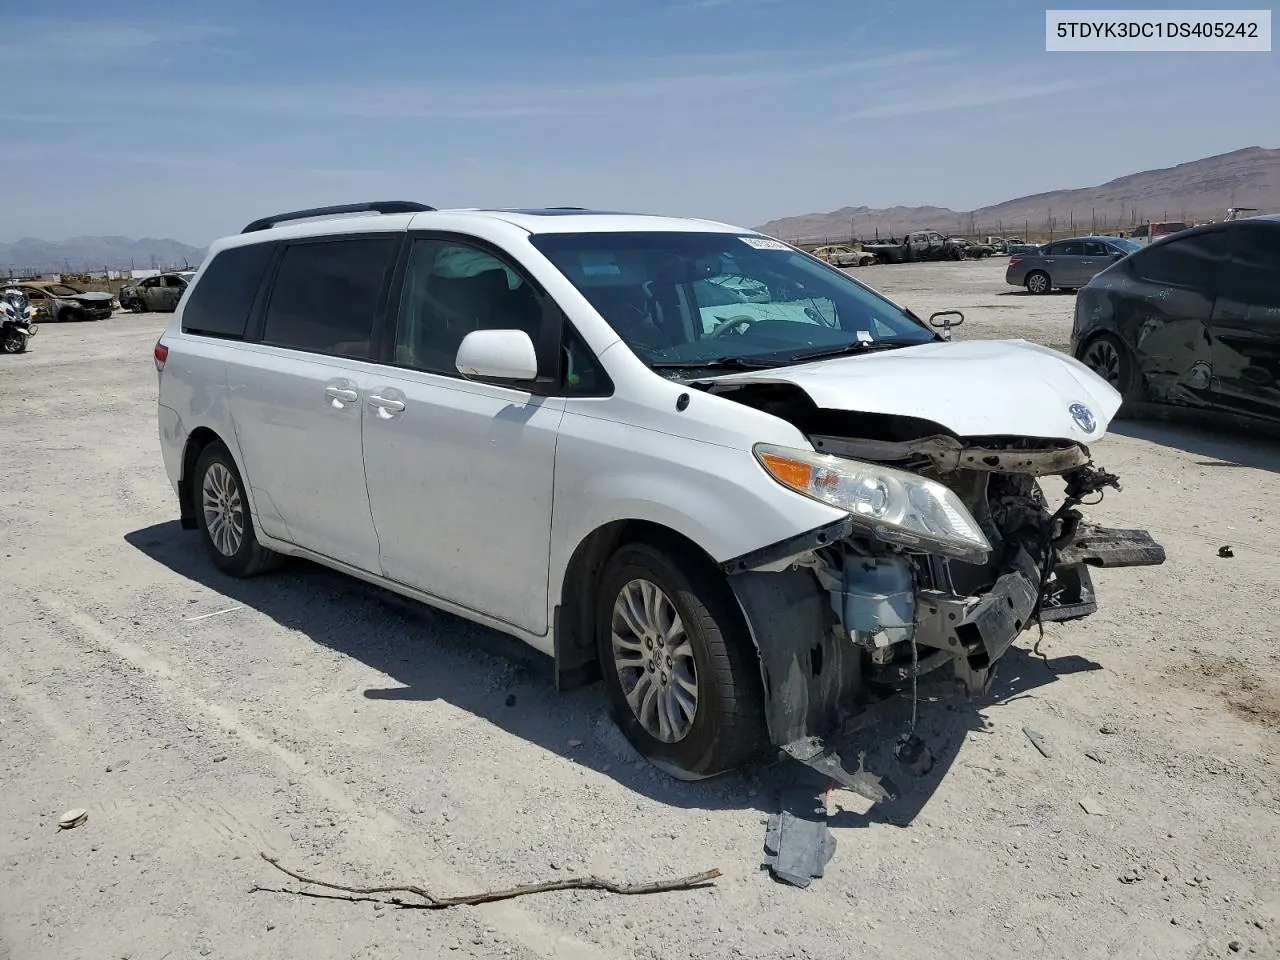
1, 287, 39, 353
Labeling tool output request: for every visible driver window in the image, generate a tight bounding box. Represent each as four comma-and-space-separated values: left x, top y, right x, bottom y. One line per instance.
394, 238, 544, 376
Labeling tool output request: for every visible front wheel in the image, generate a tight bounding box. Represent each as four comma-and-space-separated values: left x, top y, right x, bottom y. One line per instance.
2, 331, 28, 353
192, 441, 284, 577
596, 542, 766, 780
1025, 270, 1051, 295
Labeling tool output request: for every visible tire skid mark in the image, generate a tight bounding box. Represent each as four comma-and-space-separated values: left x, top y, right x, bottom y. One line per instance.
32, 591, 602, 960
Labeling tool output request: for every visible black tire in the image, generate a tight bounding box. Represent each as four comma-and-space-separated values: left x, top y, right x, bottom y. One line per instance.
595, 541, 766, 780
1025, 270, 1051, 295
2, 332, 27, 354
1079, 332, 1138, 401
192, 441, 284, 577
59, 308, 82, 323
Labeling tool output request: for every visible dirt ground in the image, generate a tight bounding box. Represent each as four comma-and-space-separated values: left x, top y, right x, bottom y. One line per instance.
2, 258, 1278, 960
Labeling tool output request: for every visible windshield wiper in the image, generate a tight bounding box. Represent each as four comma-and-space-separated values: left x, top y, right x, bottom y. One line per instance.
648, 356, 781, 371
784, 338, 927, 363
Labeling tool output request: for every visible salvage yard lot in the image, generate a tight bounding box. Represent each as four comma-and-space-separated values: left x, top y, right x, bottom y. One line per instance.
2, 259, 1278, 959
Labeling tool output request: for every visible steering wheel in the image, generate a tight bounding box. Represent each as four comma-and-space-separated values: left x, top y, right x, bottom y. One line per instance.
707, 314, 764, 338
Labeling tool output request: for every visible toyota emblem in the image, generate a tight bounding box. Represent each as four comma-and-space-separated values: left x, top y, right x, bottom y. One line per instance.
1069, 402, 1096, 433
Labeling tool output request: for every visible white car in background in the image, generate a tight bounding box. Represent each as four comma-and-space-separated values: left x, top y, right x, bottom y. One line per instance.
154, 202, 1164, 786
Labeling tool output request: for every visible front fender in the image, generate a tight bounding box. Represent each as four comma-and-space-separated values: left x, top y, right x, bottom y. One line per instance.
548, 413, 846, 606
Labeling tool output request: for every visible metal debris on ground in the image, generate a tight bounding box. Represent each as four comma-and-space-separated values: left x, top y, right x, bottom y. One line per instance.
780, 738, 898, 804
762, 788, 836, 889
1022, 726, 1053, 758
1084, 751, 1105, 764
253, 852, 719, 908
894, 732, 934, 776
183, 605, 243, 622
1218, 545, 1234, 558
1078, 798, 1107, 816
58, 808, 88, 830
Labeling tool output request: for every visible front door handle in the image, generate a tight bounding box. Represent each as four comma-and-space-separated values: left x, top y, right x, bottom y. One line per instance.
368, 395, 406, 414
325, 386, 358, 403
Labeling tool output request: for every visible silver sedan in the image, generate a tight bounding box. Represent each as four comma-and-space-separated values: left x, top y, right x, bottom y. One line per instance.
1005, 236, 1141, 294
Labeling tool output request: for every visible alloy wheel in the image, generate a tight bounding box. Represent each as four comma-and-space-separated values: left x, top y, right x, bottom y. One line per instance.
201, 461, 245, 557
1083, 338, 1122, 387
611, 578, 699, 743
1026, 272, 1049, 294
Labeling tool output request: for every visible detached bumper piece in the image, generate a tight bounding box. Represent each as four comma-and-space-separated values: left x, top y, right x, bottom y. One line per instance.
1055, 523, 1166, 568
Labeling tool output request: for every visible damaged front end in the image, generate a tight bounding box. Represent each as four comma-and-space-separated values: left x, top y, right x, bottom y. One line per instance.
720, 426, 1165, 793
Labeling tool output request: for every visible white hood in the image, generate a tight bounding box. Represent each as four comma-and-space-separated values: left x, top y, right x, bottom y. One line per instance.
706, 339, 1122, 442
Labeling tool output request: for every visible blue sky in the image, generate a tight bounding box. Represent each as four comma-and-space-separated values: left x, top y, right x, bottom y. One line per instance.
1, 0, 1274, 244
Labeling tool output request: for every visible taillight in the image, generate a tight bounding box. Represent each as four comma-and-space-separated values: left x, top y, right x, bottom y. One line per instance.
154, 340, 168, 373
1009, 257, 1022, 266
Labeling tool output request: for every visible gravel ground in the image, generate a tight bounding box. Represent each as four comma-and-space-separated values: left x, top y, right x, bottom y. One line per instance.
2, 259, 1278, 960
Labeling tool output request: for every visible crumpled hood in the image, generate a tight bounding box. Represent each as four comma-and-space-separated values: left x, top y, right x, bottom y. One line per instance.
69, 291, 113, 305
705, 339, 1122, 442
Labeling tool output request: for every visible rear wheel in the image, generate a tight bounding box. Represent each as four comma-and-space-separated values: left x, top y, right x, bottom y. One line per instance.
1080, 333, 1137, 400
192, 441, 284, 577
596, 542, 766, 780
1025, 271, 1051, 295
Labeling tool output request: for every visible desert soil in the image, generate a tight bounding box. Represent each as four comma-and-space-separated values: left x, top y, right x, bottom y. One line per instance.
1, 259, 1277, 960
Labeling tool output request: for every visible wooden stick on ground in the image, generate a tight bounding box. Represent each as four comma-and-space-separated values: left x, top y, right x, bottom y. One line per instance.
256, 852, 721, 909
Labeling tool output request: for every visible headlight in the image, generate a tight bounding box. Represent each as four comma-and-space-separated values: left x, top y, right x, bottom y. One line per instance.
754, 443, 991, 562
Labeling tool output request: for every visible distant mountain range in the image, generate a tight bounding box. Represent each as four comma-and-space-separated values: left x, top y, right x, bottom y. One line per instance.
755, 146, 1280, 242
0, 236, 206, 275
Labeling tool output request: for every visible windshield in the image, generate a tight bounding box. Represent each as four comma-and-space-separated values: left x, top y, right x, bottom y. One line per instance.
530, 231, 935, 368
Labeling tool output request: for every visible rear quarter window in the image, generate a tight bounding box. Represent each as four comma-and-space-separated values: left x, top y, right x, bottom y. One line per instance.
1130, 231, 1225, 290
182, 242, 276, 338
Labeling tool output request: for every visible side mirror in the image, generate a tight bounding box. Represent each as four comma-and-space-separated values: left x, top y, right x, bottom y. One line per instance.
1111, 251, 1124, 260
928, 310, 964, 341
455, 329, 538, 381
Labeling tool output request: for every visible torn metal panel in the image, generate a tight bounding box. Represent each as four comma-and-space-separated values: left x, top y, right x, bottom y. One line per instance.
808, 434, 1091, 475
780, 737, 897, 803
720, 517, 856, 575
728, 569, 860, 747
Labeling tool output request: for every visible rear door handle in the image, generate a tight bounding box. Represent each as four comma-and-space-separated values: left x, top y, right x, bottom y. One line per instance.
368, 395, 406, 413
325, 386, 358, 403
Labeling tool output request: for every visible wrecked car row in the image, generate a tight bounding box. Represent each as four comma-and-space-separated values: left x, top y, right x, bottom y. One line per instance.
155, 202, 1165, 788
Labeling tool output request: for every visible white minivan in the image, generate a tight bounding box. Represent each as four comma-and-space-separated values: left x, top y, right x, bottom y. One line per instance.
155, 201, 1164, 784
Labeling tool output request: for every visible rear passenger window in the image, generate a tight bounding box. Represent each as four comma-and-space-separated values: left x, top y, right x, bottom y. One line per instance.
1057, 241, 1085, 256
261, 237, 397, 358
1225, 225, 1280, 316
182, 243, 276, 339
393, 238, 544, 375
1131, 231, 1225, 290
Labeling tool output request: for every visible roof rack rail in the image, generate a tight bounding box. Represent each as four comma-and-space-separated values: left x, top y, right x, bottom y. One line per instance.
240, 201, 435, 234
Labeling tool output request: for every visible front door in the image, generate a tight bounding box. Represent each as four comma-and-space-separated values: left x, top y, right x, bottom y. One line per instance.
361, 236, 564, 633
1209, 223, 1280, 420
227, 234, 399, 571
1079, 240, 1114, 285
